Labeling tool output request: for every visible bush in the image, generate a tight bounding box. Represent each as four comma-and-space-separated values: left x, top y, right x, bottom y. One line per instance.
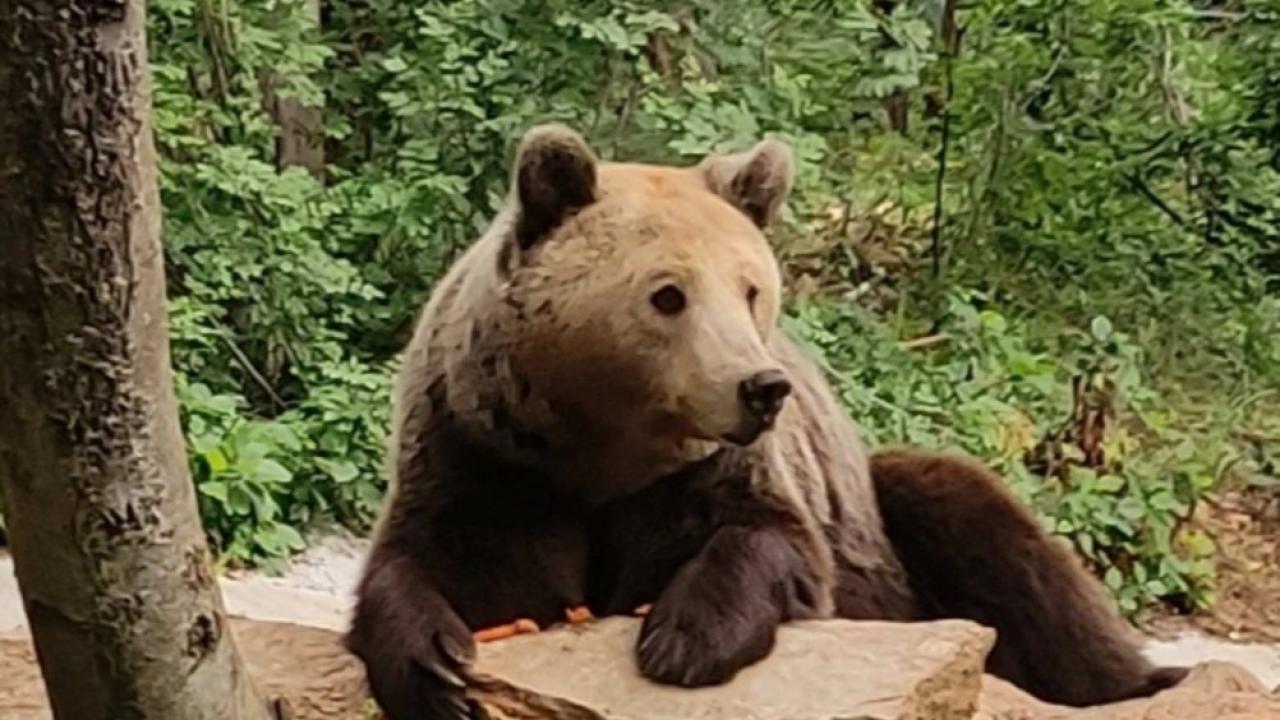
787, 294, 1232, 613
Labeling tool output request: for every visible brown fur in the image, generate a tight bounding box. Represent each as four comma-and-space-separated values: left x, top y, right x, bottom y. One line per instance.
871, 449, 1188, 706
346, 125, 1185, 720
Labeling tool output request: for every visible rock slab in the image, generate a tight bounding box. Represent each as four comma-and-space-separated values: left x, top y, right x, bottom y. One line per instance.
468, 617, 996, 720
978, 661, 1280, 720
4, 615, 1280, 720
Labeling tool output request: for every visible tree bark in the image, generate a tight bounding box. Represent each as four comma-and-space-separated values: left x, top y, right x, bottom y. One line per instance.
269, 0, 326, 178
0, 1, 278, 719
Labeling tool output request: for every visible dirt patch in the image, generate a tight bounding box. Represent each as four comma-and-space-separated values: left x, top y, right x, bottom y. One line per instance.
0, 630, 45, 720
0, 618, 370, 720
1147, 486, 1280, 644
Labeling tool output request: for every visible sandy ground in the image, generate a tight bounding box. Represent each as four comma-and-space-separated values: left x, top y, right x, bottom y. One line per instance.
1, 529, 1278, 690
0, 529, 365, 636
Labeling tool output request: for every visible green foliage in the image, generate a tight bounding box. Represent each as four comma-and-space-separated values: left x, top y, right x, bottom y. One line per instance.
180, 381, 307, 569
276, 360, 394, 526
141, 0, 1278, 615
787, 295, 1238, 613
149, 0, 395, 565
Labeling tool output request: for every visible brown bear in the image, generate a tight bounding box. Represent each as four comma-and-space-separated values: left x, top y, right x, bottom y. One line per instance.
346, 125, 1186, 720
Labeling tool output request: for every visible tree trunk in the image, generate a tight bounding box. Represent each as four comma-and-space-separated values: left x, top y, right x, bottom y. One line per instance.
270, 0, 326, 178
0, 2, 278, 719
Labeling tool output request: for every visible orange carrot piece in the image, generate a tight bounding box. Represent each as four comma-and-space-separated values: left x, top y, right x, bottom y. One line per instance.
565, 605, 594, 624
472, 625, 515, 643
473, 618, 540, 643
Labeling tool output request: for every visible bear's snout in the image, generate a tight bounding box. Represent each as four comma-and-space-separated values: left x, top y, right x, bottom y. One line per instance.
740, 369, 792, 416
723, 369, 791, 445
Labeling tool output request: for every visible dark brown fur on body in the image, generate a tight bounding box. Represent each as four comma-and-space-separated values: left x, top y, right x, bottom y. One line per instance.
347, 125, 1185, 720
871, 449, 1189, 706
351, 430, 1183, 718
348, 416, 833, 718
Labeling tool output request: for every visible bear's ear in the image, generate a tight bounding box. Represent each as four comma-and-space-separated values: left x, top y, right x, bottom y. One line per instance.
513, 124, 599, 250
699, 139, 794, 228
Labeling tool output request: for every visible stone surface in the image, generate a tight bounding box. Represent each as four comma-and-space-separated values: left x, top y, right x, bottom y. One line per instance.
236, 619, 369, 720
1145, 632, 1280, 689
467, 617, 995, 720
220, 576, 353, 633
977, 661, 1280, 720
4, 609, 1280, 720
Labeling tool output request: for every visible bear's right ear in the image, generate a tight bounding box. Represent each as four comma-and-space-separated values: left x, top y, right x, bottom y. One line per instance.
512, 124, 599, 250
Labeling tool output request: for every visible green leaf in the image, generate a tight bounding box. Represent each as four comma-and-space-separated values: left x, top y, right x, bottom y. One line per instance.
1182, 531, 1215, 558
1104, 566, 1124, 592
192, 433, 221, 456
251, 459, 292, 486
1096, 474, 1125, 493
206, 448, 229, 474
228, 485, 254, 516
1090, 316, 1114, 341
199, 481, 229, 503
318, 458, 360, 484
275, 523, 305, 550
1147, 491, 1184, 513
1117, 497, 1147, 521
979, 310, 1008, 334
1075, 532, 1095, 559
255, 521, 305, 555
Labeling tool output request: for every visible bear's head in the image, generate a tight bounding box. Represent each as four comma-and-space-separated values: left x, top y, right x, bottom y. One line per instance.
482, 124, 796, 470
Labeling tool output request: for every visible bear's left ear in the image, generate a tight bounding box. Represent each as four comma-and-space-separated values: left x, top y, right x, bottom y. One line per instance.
699, 139, 794, 228
513, 124, 600, 250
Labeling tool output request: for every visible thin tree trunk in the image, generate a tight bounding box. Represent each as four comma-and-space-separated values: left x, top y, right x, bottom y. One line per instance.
270, 0, 326, 178
0, 2, 278, 719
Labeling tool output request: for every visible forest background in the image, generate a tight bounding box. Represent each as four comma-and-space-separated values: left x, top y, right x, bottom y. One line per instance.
7, 0, 1271, 621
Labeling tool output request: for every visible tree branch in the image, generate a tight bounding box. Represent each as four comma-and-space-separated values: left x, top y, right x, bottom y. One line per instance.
930, 4, 960, 278
219, 332, 286, 411
899, 333, 950, 351
1125, 173, 1189, 229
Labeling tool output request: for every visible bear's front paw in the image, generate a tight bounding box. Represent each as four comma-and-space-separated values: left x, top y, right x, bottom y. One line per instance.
348, 583, 484, 720
634, 589, 778, 687
362, 637, 486, 720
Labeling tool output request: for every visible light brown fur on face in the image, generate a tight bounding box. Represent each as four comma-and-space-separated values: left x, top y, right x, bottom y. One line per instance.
403, 129, 795, 496
519, 163, 786, 443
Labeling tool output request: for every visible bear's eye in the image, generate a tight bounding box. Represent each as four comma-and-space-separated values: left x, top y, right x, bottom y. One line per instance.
747, 285, 760, 309
650, 284, 687, 316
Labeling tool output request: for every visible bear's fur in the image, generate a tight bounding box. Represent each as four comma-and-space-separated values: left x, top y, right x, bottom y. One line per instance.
346, 125, 1185, 720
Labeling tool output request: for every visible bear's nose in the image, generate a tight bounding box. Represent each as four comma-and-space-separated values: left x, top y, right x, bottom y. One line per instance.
739, 369, 792, 418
